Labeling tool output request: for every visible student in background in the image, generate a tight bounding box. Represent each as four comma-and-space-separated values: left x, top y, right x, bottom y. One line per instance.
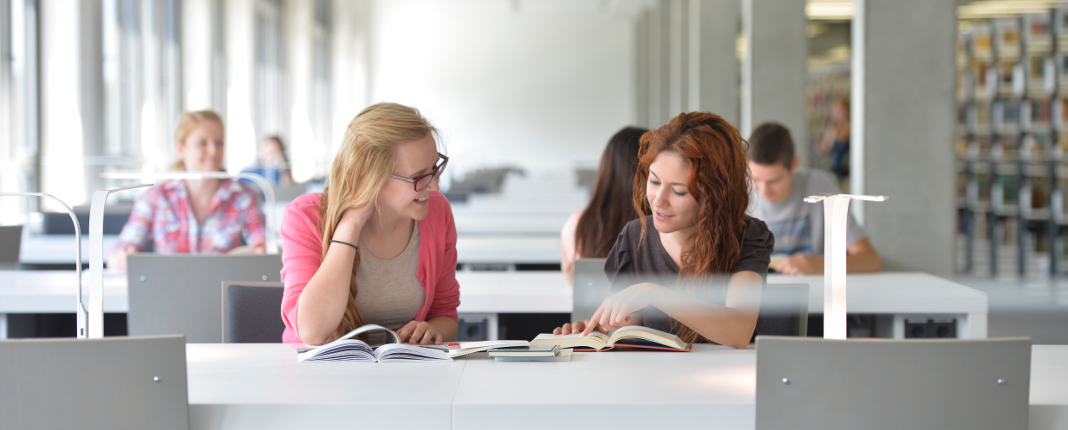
242, 135, 294, 186
107, 110, 267, 271
818, 98, 850, 181
560, 126, 649, 284
280, 102, 459, 346
555, 112, 774, 349
747, 122, 881, 275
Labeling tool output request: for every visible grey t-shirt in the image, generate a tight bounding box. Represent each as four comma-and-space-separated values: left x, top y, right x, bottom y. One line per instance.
603, 215, 774, 335
356, 223, 426, 332
747, 168, 866, 256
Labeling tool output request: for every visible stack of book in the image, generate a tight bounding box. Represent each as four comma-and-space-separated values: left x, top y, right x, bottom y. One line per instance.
487, 344, 570, 362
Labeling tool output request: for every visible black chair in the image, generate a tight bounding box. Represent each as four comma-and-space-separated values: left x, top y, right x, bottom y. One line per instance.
756, 283, 810, 337
222, 282, 286, 343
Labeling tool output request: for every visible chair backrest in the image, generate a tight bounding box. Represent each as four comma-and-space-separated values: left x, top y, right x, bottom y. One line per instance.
127, 254, 282, 343
758, 283, 809, 337
0, 335, 188, 430
222, 281, 285, 343
0, 225, 22, 269
755, 336, 1032, 430
571, 258, 610, 322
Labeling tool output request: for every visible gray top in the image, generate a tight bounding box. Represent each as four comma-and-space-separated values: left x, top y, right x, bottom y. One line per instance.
356, 223, 426, 331
604, 216, 774, 335
747, 168, 866, 256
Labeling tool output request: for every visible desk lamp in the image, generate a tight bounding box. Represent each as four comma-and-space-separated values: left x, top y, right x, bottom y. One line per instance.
88, 185, 151, 338
0, 192, 87, 338
101, 172, 278, 253
803, 193, 887, 340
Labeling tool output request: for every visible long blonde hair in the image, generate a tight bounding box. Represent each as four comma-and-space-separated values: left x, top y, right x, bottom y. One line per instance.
319, 102, 438, 340
172, 110, 225, 171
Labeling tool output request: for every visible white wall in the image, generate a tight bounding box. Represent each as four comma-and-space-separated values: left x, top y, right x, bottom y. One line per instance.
369, 0, 637, 178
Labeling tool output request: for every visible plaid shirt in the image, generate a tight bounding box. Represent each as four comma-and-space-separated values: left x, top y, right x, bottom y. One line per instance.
114, 179, 266, 254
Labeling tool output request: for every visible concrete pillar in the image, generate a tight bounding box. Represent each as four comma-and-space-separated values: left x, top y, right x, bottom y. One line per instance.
691, 0, 740, 125
852, 0, 956, 276
741, 0, 806, 161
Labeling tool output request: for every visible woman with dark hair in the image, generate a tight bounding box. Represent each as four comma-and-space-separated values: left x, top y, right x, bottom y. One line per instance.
560, 126, 650, 283
554, 112, 774, 349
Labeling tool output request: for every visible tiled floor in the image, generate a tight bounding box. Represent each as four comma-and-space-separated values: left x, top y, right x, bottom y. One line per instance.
955, 275, 1068, 344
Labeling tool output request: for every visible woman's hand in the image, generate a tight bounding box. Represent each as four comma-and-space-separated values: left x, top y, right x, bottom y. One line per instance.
106, 246, 138, 271
334, 205, 375, 243
396, 320, 443, 345
581, 283, 661, 336
552, 320, 611, 335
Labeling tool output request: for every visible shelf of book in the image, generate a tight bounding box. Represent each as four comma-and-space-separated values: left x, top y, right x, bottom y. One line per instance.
956, 7, 1068, 278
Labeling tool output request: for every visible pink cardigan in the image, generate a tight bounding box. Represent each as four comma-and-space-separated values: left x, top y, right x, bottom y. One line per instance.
279, 192, 461, 344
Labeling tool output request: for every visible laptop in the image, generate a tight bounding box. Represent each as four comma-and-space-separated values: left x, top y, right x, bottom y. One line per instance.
0, 225, 22, 269
127, 254, 282, 343
755, 336, 1031, 430
0, 335, 188, 430
571, 258, 611, 322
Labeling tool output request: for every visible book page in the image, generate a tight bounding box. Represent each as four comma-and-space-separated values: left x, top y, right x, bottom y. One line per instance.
297, 339, 375, 363
374, 343, 450, 362
607, 325, 688, 350
530, 332, 609, 350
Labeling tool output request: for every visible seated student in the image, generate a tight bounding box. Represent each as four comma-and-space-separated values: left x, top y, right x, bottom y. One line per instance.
747, 122, 881, 275
242, 135, 294, 186
107, 110, 267, 271
279, 102, 459, 346
560, 126, 650, 284
555, 112, 774, 349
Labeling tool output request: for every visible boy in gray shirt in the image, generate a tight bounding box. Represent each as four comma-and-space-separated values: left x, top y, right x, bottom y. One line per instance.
746, 122, 882, 275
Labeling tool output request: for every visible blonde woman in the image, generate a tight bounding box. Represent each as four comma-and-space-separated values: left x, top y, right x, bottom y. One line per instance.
279, 103, 459, 346
108, 110, 267, 271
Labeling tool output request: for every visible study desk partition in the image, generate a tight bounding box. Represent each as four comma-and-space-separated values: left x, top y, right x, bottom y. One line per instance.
0, 271, 986, 340
18, 233, 120, 265
181, 343, 1068, 430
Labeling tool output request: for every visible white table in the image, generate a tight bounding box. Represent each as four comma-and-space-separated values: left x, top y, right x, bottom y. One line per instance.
187, 344, 464, 429
182, 343, 1068, 430
0, 271, 986, 340
19, 234, 120, 265
770, 273, 989, 338
454, 235, 561, 265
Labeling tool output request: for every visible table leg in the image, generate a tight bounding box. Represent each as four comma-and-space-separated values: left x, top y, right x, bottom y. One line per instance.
962, 312, 988, 339
0, 313, 7, 340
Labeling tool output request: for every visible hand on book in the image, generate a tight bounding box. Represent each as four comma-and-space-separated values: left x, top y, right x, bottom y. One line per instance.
552, 320, 611, 336
581, 283, 661, 336
396, 320, 443, 345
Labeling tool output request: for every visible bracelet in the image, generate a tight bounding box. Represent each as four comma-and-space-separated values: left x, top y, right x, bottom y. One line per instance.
329, 239, 359, 252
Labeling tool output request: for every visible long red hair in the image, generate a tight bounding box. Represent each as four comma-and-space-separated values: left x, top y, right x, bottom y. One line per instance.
632, 112, 752, 344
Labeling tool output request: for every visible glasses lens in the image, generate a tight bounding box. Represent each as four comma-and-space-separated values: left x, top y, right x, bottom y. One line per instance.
416, 173, 433, 191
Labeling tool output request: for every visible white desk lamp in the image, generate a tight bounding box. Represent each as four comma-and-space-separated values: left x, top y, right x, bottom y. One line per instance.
101, 172, 278, 253
88, 185, 151, 338
803, 193, 887, 340
0, 192, 87, 338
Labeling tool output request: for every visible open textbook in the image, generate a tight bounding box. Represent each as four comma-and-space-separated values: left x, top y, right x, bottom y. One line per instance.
529, 325, 691, 352
297, 324, 450, 363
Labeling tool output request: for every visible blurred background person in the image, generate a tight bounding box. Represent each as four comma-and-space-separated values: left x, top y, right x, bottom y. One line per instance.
107, 110, 267, 271
560, 126, 649, 285
243, 135, 294, 186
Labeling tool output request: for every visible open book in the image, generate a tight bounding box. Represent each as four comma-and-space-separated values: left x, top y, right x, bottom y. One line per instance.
529, 325, 691, 352
297, 324, 450, 363
448, 340, 530, 358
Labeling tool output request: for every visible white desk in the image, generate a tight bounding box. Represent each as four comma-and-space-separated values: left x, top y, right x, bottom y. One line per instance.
454, 235, 561, 265
187, 344, 464, 429
0, 271, 986, 340
19, 234, 120, 265
770, 273, 989, 338
182, 343, 1068, 430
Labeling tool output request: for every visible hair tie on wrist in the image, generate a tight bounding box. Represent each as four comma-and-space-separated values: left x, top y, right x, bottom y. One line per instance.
330, 239, 359, 252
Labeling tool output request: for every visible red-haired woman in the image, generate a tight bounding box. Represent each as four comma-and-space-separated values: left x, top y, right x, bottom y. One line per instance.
554, 112, 773, 349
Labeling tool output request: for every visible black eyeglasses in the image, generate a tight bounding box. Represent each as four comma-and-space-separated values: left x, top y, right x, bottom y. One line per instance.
391, 153, 449, 192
